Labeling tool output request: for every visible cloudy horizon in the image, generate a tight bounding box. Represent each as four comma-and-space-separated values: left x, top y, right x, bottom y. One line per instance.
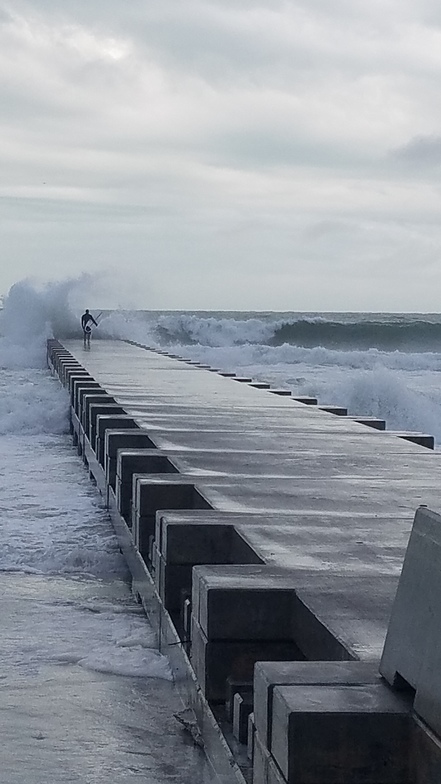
1, 0, 441, 311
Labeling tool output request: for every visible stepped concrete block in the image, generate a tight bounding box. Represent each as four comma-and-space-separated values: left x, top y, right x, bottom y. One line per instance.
292, 396, 317, 405
271, 683, 411, 784
318, 405, 348, 416
250, 382, 271, 389
346, 416, 386, 430
197, 580, 295, 641
60, 362, 82, 384
77, 387, 106, 418
88, 403, 125, 445
105, 433, 158, 488
70, 376, 96, 400
96, 415, 138, 466
159, 518, 263, 566
66, 370, 89, 388
291, 592, 356, 662
162, 522, 235, 564
73, 381, 102, 414
115, 450, 177, 519
381, 506, 441, 737
156, 523, 263, 620
192, 565, 297, 640
269, 390, 291, 396
387, 432, 435, 450
82, 394, 115, 435
68, 376, 95, 405
132, 477, 212, 559
190, 615, 302, 702
254, 660, 381, 750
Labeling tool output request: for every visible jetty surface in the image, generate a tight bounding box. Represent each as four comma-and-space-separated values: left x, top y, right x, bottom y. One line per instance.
48, 338, 441, 784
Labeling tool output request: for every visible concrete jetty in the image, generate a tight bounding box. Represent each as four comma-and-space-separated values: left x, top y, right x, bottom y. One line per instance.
48, 338, 441, 784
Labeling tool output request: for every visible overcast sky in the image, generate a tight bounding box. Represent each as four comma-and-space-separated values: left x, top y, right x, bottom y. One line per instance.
1, 0, 441, 311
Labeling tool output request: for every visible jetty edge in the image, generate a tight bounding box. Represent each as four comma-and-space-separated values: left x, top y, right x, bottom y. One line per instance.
48, 336, 441, 784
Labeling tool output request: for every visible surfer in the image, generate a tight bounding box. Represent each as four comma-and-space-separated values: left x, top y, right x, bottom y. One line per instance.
81, 309, 98, 349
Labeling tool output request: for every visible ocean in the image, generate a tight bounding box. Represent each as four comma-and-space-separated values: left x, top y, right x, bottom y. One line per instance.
1, 278, 440, 779
98, 307, 441, 445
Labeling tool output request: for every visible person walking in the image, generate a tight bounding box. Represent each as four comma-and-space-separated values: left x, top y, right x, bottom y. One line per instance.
81, 309, 98, 349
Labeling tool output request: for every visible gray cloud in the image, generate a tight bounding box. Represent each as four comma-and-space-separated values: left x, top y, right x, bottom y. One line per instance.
1, 0, 441, 309
391, 135, 441, 164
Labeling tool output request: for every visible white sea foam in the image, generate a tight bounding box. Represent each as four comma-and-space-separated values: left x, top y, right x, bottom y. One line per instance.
0, 277, 176, 687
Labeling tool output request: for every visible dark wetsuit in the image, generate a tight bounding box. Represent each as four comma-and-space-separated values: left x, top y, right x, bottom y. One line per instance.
81, 312, 98, 346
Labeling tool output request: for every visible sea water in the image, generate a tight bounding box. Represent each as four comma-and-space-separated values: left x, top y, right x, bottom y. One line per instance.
99, 308, 441, 445
0, 283, 211, 781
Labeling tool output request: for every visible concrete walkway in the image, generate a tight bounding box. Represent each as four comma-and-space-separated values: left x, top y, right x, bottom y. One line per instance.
62, 339, 441, 662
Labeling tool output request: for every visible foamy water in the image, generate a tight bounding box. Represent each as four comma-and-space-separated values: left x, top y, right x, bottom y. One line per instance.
0, 281, 220, 782
95, 308, 441, 445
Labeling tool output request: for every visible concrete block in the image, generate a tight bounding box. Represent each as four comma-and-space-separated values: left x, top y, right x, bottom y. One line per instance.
225, 677, 254, 722
318, 405, 348, 416
411, 715, 441, 784
115, 451, 178, 519
198, 581, 295, 641
88, 404, 125, 445
253, 660, 381, 750
269, 390, 291, 397
292, 396, 317, 405
233, 692, 253, 744
105, 432, 158, 488
159, 519, 263, 566
60, 363, 82, 385
132, 478, 212, 561
291, 592, 355, 662
346, 416, 386, 431
190, 615, 302, 703
116, 450, 176, 517
267, 756, 287, 784
77, 387, 107, 414
74, 382, 102, 414
157, 552, 192, 613
250, 382, 271, 389
82, 394, 116, 434
388, 432, 435, 450
192, 566, 298, 641
271, 683, 411, 784
134, 477, 212, 521
381, 506, 441, 738
247, 712, 255, 762
182, 598, 192, 644
71, 379, 98, 410
96, 415, 138, 466
253, 730, 271, 784
68, 376, 95, 405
